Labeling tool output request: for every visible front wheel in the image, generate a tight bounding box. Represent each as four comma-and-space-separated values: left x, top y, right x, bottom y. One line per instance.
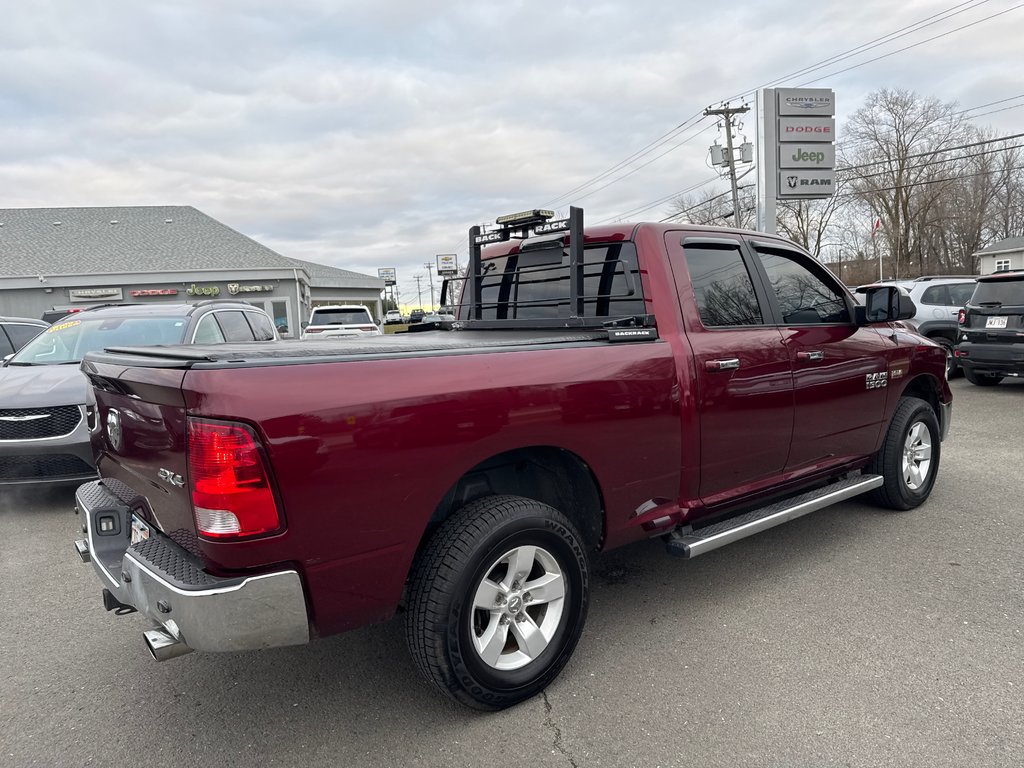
405, 495, 590, 710
866, 396, 941, 510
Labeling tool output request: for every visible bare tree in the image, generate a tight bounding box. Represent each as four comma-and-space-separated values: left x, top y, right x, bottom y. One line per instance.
841, 88, 974, 278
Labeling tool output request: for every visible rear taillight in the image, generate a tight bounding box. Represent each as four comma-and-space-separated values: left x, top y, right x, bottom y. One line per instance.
187, 418, 283, 540
305, 328, 324, 334
957, 309, 966, 325
356, 325, 377, 331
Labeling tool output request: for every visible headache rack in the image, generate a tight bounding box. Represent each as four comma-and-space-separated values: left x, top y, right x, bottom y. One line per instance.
452, 206, 655, 332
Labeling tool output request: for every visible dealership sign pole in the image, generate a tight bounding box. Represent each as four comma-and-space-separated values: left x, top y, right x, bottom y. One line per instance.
757, 88, 836, 235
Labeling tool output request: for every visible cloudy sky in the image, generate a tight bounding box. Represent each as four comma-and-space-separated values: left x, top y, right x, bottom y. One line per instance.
3, 0, 1022, 299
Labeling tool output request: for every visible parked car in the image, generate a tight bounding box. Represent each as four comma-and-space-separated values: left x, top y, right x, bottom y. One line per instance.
955, 269, 1024, 386
41, 307, 85, 324
407, 308, 425, 324
74, 208, 950, 710
301, 305, 382, 339
0, 316, 48, 358
383, 310, 404, 325
0, 301, 276, 485
855, 276, 977, 377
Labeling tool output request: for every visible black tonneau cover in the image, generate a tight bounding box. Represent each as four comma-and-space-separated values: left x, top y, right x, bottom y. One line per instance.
85, 328, 615, 370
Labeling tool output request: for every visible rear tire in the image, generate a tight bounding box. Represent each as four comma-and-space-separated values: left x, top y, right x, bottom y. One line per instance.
866, 396, 941, 510
405, 495, 590, 710
963, 367, 1003, 386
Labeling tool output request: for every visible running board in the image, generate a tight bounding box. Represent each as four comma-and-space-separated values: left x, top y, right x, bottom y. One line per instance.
666, 474, 884, 558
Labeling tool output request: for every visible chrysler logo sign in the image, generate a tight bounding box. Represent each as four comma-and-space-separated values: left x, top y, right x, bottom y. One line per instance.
106, 409, 123, 452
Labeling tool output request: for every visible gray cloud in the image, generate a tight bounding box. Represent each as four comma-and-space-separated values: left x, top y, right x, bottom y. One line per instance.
2, 0, 1022, 291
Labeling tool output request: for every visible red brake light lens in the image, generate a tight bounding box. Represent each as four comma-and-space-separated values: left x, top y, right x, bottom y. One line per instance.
957, 309, 966, 325
187, 418, 283, 540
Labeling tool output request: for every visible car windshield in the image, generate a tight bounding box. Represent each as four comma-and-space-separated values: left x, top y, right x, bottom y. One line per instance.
972, 277, 1024, 307
310, 308, 371, 325
8, 315, 188, 365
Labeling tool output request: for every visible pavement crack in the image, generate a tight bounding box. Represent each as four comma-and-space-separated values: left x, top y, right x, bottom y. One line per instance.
541, 690, 578, 768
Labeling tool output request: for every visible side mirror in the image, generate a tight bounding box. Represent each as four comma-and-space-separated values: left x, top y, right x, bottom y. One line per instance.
2, 354, 12, 365
857, 286, 916, 324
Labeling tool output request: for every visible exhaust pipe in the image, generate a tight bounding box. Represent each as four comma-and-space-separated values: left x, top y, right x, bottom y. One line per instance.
143, 628, 194, 662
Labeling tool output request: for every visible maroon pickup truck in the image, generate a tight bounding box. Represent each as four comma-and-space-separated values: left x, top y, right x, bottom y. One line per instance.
75, 208, 952, 710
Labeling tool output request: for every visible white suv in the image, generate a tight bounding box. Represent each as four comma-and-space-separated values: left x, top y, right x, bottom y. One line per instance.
856, 276, 976, 376
301, 305, 382, 339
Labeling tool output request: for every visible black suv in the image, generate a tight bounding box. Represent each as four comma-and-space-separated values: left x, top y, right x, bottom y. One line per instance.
955, 271, 1024, 386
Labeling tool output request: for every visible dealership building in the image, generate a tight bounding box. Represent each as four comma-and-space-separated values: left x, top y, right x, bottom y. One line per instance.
0, 206, 384, 335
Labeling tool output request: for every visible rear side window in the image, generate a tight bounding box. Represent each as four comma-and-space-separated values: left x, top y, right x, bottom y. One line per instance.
920, 285, 949, 306
310, 308, 372, 325
244, 311, 277, 341
193, 314, 226, 344
948, 282, 975, 306
475, 243, 645, 320
4, 323, 44, 350
971, 277, 1024, 307
215, 311, 256, 342
754, 248, 850, 324
683, 244, 763, 327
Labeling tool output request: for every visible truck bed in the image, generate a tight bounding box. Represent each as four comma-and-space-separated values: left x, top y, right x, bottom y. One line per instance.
93, 328, 616, 368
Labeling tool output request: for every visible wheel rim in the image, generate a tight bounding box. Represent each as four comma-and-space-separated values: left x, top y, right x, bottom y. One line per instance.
943, 346, 955, 379
902, 421, 933, 491
469, 545, 566, 671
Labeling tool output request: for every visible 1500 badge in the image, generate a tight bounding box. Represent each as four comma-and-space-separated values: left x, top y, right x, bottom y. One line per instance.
866, 372, 888, 390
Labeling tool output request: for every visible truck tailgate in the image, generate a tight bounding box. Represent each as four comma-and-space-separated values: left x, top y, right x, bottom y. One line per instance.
82, 358, 197, 554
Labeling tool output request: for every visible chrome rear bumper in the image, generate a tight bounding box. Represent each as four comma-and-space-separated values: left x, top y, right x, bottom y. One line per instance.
75, 480, 309, 654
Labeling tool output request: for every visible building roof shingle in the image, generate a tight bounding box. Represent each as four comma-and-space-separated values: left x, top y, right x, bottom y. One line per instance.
977, 236, 1024, 255
0, 206, 380, 288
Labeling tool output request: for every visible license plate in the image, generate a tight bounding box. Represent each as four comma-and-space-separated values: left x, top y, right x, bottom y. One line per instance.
985, 316, 1008, 329
130, 514, 151, 545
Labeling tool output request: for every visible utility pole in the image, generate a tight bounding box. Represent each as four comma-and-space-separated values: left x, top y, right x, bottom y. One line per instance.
705, 103, 750, 226
423, 262, 436, 311
413, 274, 424, 308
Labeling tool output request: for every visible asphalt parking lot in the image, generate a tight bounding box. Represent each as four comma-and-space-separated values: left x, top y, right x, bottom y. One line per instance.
1, 377, 1021, 768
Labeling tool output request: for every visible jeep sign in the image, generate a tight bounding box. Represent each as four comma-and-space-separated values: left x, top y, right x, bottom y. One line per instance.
779, 144, 836, 169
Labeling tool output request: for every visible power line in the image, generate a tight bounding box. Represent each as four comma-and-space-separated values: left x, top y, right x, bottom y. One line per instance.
956, 92, 1024, 115
544, 112, 712, 208
968, 102, 1024, 120
719, 0, 992, 104
555, 120, 717, 207
836, 164, 1024, 197
597, 175, 721, 224
842, 143, 1024, 181
541, 112, 709, 208
797, 2, 1024, 87
840, 131, 1024, 171
660, 186, 754, 223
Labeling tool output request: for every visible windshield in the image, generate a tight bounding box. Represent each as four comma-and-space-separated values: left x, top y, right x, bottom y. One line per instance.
971, 277, 1024, 307
310, 308, 372, 325
9, 316, 188, 365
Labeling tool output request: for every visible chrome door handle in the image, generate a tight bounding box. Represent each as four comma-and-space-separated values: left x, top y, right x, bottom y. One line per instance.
705, 358, 741, 372
797, 350, 824, 362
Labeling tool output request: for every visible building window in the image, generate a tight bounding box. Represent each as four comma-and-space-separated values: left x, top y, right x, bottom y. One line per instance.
994, 258, 1012, 273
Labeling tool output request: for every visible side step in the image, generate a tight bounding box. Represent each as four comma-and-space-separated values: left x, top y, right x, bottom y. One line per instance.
666, 474, 883, 558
